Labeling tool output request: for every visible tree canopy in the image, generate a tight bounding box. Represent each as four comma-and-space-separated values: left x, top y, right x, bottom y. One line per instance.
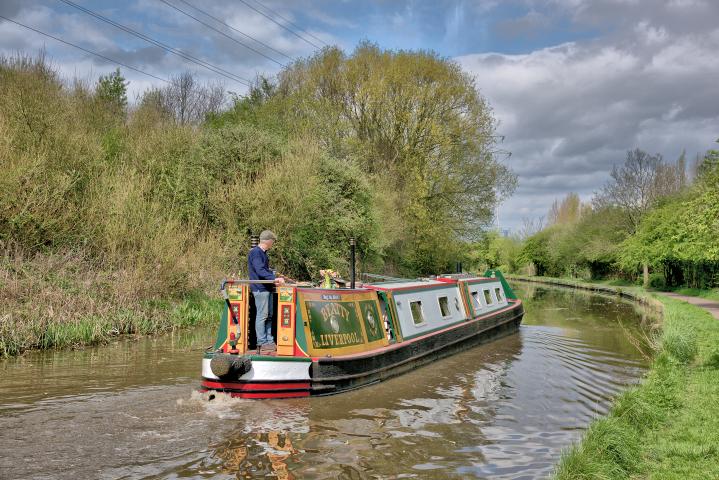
504, 145, 718, 288
215, 42, 516, 274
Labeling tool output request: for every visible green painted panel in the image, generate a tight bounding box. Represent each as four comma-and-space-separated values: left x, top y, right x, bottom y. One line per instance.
212, 305, 228, 350
358, 300, 384, 342
306, 300, 364, 349
294, 296, 308, 353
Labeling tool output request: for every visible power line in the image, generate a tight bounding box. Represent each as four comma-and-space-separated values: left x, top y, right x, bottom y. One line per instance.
236, 0, 323, 50
158, 0, 286, 68
252, 0, 327, 47
58, 0, 249, 85
0, 14, 170, 83
172, 0, 294, 63
57, 0, 251, 87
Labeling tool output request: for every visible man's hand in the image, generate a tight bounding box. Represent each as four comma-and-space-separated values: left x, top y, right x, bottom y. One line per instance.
274, 276, 286, 286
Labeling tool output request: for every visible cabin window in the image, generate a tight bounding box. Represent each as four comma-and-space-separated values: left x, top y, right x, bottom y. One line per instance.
483, 289, 493, 305
438, 296, 451, 317
495, 287, 503, 302
470, 291, 481, 310
410, 301, 425, 325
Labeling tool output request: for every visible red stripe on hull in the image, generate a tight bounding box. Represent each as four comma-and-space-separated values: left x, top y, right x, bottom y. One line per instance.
230, 391, 309, 399
201, 380, 310, 392
201, 379, 311, 399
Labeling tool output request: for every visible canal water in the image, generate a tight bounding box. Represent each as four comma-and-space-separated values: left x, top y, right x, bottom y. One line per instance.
0, 283, 652, 479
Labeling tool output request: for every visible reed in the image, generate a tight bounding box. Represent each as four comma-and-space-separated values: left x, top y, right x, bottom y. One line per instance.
0, 292, 220, 357
0, 243, 221, 357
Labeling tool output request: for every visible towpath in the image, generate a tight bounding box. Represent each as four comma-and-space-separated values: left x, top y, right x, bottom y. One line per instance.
660, 292, 719, 320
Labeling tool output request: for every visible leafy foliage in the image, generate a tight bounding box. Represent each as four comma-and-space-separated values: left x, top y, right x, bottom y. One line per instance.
96, 67, 128, 116
265, 42, 517, 273
505, 145, 718, 288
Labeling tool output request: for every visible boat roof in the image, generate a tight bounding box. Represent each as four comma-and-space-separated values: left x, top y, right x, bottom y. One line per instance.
436, 273, 486, 280
365, 279, 453, 291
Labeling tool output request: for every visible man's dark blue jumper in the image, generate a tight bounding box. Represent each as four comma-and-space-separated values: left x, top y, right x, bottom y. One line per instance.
248, 246, 275, 292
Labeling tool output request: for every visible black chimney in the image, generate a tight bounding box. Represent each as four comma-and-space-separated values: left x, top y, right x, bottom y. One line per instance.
350, 237, 356, 289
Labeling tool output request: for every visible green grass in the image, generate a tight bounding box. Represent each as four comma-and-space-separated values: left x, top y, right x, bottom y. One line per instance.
509, 276, 719, 479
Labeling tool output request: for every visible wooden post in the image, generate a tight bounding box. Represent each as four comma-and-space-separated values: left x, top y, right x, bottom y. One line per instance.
643, 262, 650, 288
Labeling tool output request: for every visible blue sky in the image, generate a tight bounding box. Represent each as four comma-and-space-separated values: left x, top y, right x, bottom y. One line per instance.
2, 0, 718, 232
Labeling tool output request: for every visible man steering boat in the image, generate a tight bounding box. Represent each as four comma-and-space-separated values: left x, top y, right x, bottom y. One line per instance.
247, 230, 285, 355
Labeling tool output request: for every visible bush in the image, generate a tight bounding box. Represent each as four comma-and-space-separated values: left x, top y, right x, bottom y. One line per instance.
649, 272, 666, 289
662, 319, 698, 364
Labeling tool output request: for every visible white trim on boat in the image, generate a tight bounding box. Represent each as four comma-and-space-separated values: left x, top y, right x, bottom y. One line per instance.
202, 358, 311, 381
202, 358, 219, 380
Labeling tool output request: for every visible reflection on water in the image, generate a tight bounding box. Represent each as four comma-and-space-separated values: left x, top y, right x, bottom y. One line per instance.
0, 284, 651, 479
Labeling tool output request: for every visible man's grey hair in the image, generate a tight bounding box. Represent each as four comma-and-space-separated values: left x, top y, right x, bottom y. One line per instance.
259, 230, 277, 242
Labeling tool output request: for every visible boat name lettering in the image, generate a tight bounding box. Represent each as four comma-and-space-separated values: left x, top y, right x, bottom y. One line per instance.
320, 302, 350, 322
318, 332, 363, 347
321, 294, 341, 300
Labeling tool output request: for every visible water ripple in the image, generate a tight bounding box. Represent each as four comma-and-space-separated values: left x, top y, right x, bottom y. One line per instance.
0, 284, 651, 480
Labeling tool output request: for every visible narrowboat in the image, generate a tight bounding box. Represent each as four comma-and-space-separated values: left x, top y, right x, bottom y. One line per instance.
200, 269, 524, 399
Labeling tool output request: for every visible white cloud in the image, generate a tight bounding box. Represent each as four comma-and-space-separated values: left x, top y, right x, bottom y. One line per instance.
457, 20, 719, 230
635, 20, 668, 45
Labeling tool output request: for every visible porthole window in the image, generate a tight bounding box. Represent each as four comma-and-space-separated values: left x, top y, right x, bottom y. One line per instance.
438, 296, 451, 317
483, 289, 493, 305
470, 291, 481, 310
454, 297, 461, 311
410, 301, 425, 325
495, 287, 503, 302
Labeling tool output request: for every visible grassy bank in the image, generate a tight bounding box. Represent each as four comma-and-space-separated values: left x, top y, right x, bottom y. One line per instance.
508, 275, 719, 479
0, 245, 222, 357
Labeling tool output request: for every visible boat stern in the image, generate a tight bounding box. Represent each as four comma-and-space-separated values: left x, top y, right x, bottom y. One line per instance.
201, 352, 312, 399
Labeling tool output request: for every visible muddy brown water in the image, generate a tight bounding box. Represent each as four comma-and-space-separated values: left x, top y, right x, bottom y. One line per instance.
0, 283, 652, 479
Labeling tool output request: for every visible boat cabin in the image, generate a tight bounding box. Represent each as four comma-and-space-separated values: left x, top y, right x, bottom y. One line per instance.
211, 270, 516, 359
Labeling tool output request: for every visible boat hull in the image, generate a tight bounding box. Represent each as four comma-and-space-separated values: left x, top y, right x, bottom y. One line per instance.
200, 300, 523, 399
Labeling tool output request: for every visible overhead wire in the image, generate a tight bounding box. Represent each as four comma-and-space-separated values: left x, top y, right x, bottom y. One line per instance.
0, 14, 170, 83
235, 0, 323, 50
57, 0, 251, 87
157, 0, 285, 67
251, 0, 327, 47
171, 0, 294, 63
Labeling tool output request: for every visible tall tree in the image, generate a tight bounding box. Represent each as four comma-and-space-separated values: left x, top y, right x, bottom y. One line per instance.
696, 139, 719, 184
271, 43, 516, 272
96, 68, 128, 117
548, 192, 585, 225
594, 148, 687, 285
594, 149, 687, 232
141, 72, 225, 125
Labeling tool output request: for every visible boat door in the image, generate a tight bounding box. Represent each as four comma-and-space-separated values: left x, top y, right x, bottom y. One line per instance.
377, 291, 398, 342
